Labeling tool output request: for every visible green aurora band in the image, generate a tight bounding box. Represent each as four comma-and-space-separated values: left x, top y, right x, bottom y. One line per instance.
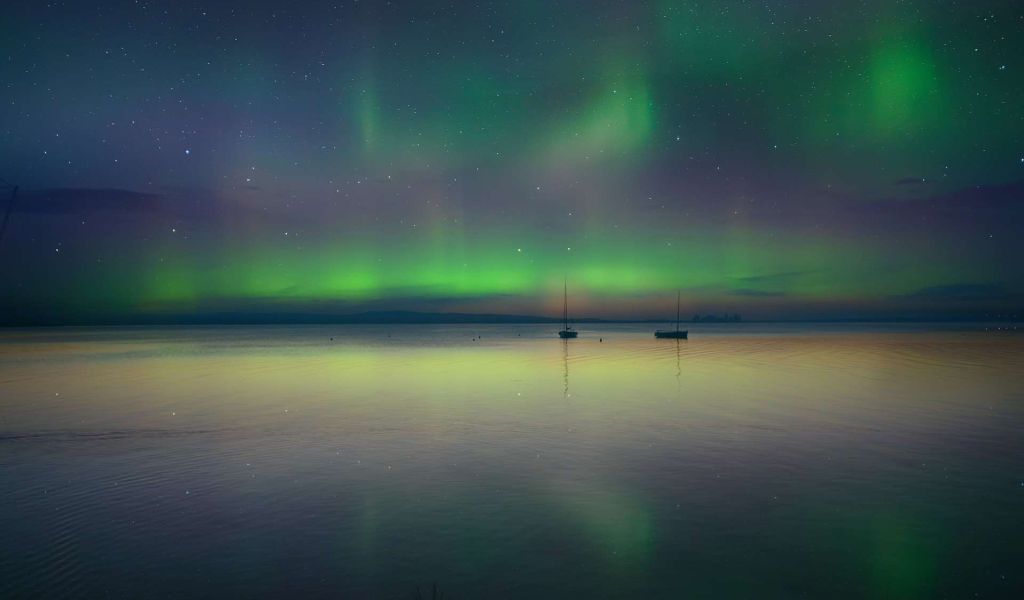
1, 0, 1022, 321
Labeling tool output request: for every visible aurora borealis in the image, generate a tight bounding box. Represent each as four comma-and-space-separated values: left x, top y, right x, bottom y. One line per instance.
2, 1, 1023, 323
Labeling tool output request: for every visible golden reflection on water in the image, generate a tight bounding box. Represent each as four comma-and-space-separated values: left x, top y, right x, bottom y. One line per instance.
1, 325, 1023, 597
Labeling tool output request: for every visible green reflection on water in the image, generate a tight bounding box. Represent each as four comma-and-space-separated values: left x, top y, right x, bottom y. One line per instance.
868, 515, 937, 599
560, 484, 655, 569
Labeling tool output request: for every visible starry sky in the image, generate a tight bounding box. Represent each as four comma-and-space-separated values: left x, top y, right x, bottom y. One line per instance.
1, 0, 1022, 323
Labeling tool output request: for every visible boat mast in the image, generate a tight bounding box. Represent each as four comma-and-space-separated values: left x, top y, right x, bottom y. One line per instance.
675, 290, 681, 332
563, 279, 568, 330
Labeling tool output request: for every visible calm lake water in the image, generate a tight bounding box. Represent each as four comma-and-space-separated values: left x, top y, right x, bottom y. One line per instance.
1, 323, 1022, 598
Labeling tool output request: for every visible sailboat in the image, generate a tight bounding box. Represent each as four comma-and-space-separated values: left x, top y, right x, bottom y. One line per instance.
655, 291, 688, 339
558, 280, 578, 338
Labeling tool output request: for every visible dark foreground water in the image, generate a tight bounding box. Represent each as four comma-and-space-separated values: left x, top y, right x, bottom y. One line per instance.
1, 323, 1022, 598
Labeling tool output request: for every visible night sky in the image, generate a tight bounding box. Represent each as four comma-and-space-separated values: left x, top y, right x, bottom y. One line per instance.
2, 1, 1022, 323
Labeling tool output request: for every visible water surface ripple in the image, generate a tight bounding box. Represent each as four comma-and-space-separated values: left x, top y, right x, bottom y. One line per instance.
1, 324, 1022, 598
